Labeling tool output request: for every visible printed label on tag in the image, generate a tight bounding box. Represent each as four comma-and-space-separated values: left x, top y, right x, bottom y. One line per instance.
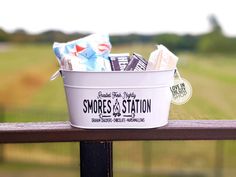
170, 77, 192, 105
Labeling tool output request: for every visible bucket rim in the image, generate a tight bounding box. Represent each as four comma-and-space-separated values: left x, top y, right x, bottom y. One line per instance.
60, 69, 174, 74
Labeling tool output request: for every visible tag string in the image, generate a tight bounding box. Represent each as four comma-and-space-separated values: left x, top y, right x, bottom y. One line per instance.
174, 68, 183, 82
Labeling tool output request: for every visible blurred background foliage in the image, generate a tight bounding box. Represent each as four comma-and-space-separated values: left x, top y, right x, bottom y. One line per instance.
1, 15, 236, 54
0, 14, 236, 177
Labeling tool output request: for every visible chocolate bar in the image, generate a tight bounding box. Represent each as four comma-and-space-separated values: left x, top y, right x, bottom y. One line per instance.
109, 53, 130, 71
124, 53, 147, 71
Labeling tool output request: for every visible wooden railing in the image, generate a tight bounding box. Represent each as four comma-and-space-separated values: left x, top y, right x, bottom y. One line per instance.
1, 120, 236, 177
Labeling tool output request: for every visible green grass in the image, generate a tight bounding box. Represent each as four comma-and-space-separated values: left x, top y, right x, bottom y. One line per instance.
0, 160, 79, 177
0, 43, 236, 177
170, 52, 236, 120
0, 44, 55, 74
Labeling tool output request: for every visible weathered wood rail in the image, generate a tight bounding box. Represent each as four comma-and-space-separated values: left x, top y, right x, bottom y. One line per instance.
0, 120, 236, 143
0, 120, 236, 177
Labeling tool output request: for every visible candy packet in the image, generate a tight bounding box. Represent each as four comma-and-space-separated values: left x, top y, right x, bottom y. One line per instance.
53, 34, 112, 71
146, 44, 178, 71
124, 53, 148, 71
109, 53, 130, 71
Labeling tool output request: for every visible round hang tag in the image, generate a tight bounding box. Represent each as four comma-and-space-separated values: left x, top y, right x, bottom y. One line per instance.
170, 77, 192, 105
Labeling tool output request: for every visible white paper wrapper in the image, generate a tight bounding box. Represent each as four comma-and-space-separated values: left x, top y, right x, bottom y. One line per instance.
147, 44, 178, 71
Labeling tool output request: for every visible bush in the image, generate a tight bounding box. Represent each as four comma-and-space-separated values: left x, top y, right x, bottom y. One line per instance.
0, 28, 9, 42
197, 31, 236, 54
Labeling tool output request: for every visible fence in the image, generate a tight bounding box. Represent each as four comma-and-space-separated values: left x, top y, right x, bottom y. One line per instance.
0, 120, 236, 177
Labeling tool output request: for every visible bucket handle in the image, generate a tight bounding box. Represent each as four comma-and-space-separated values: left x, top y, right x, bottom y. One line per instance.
50, 70, 62, 81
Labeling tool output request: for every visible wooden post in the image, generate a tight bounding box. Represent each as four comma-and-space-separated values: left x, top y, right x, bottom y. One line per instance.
0, 106, 4, 162
80, 141, 113, 177
214, 141, 224, 177
143, 141, 152, 177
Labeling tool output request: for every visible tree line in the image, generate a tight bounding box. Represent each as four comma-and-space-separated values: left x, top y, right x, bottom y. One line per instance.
1, 16, 236, 53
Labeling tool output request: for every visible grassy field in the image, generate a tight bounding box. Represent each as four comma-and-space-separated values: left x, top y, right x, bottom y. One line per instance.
0, 44, 236, 177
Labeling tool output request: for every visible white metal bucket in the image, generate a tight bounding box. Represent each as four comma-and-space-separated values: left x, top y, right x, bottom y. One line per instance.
61, 70, 174, 129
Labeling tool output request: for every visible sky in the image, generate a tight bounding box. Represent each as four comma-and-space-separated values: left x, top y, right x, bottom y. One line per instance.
1, 0, 236, 36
